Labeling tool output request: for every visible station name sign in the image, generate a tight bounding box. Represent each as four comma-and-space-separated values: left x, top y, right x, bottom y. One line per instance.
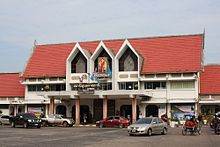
72, 83, 100, 89
72, 83, 100, 95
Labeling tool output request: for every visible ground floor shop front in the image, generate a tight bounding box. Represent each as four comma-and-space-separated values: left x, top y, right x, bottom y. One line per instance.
3, 98, 217, 126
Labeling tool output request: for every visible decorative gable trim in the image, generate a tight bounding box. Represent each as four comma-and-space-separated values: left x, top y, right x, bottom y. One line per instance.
91, 41, 114, 60
90, 41, 114, 72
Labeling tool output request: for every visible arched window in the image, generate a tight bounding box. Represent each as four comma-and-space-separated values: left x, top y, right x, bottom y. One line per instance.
71, 52, 87, 73
119, 47, 138, 71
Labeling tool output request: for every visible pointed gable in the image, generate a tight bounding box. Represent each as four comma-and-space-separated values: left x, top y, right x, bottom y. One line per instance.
0, 73, 25, 97
200, 65, 220, 94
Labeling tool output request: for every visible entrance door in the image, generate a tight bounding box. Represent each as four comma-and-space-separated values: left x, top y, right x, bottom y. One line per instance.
80, 105, 90, 123
93, 99, 103, 121
56, 105, 66, 117
120, 105, 139, 121
145, 105, 159, 117
72, 105, 91, 123
120, 105, 132, 119
107, 100, 115, 116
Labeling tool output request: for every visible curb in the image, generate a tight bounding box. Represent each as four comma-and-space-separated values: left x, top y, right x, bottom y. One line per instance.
73, 124, 96, 127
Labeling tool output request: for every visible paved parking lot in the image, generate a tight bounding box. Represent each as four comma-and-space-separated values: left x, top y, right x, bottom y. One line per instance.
0, 125, 219, 147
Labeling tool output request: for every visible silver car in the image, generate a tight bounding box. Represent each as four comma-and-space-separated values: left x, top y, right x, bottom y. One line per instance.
128, 117, 168, 136
42, 114, 74, 127
0, 115, 11, 125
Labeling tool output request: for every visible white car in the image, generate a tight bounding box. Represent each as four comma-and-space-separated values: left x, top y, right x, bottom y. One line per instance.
128, 117, 168, 136
41, 114, 74, 127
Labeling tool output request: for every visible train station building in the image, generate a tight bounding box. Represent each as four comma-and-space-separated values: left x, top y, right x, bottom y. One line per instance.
12, 33, 203, 124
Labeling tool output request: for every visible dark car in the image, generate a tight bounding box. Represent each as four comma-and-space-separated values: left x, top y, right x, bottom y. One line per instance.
10, 113, 42, 128
96, 116, 130, 128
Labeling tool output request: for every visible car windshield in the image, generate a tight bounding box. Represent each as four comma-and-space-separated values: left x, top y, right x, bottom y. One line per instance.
21, 113, 37, 119
135, 118, 152, 124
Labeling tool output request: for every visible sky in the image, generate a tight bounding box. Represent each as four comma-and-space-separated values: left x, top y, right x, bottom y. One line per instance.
0, 0, 220, 72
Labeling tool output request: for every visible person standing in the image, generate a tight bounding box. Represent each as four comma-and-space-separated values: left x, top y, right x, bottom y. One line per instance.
197, 113, 203, 129
139, 112, 144, 119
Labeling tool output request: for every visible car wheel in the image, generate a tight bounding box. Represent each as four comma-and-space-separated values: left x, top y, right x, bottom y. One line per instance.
37, 125, 41, 128
119, 124, 123, 128
63, 121, 68, 127
11, 122, 15, 128
182, 128, 187, 136
42, 121, 48, 127
128, 133, 134, 136
23, 122, 28, 128
99, 123, 104, 128
147, 129, 152, 136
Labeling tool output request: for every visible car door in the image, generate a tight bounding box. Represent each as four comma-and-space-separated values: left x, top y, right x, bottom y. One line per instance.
55, 115, 63, 126
105, 116, 114, 127
151, 118, 159, 133
157, 118, 165, 133
16, 114, 24, 125
48, 114, 55, 124
113, 116, 120, 127
1, 115, 10, 124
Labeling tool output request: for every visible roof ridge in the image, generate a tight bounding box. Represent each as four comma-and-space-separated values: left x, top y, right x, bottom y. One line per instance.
205, 64, 220, 66
35, 33, 203, 46
0, 72, 21, 75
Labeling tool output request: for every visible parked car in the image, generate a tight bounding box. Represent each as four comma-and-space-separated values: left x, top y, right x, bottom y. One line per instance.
9, 113, 42, 128
96, 116, 130, 128
0, 115, 11, 125
41, 114, 74, 127
127, 117, 168, 136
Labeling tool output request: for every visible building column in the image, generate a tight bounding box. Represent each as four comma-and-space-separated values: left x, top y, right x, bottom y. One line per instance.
75, 96, 80, 125
132, 95, 137, 123
14, 104, 17, 116
45, 104, 48, 116
25, 104, 28, 113
103, 96, 108, 119
49, 96, 54, 114
167, 103, 171, 119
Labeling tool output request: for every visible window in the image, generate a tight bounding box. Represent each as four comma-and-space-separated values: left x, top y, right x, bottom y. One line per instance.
71, 52, 87, 73
124, 55, 135, 71
28, 85, 36, 91
115, 117, 120, 120
119, 82, 138, 90
99, 83, 112, 91
144, 82, 166, 89
119, 47, 138, 71
28, 84, 66, 91
170, 81, 195, 89
107, 116, 114, 120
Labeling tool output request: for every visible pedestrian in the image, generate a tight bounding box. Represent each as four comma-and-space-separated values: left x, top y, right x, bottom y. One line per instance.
197, 113, 203, 129
139, 112, 144, 119
161, 114, 169, 125
83, 113, 87, 124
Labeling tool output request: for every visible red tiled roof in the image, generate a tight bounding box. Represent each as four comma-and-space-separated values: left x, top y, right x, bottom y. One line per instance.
0, 73, 25, 97
129, 34, 203, 73
23, 34, 203, 78
23, 43, 75, 77
200, 65, 220, 94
